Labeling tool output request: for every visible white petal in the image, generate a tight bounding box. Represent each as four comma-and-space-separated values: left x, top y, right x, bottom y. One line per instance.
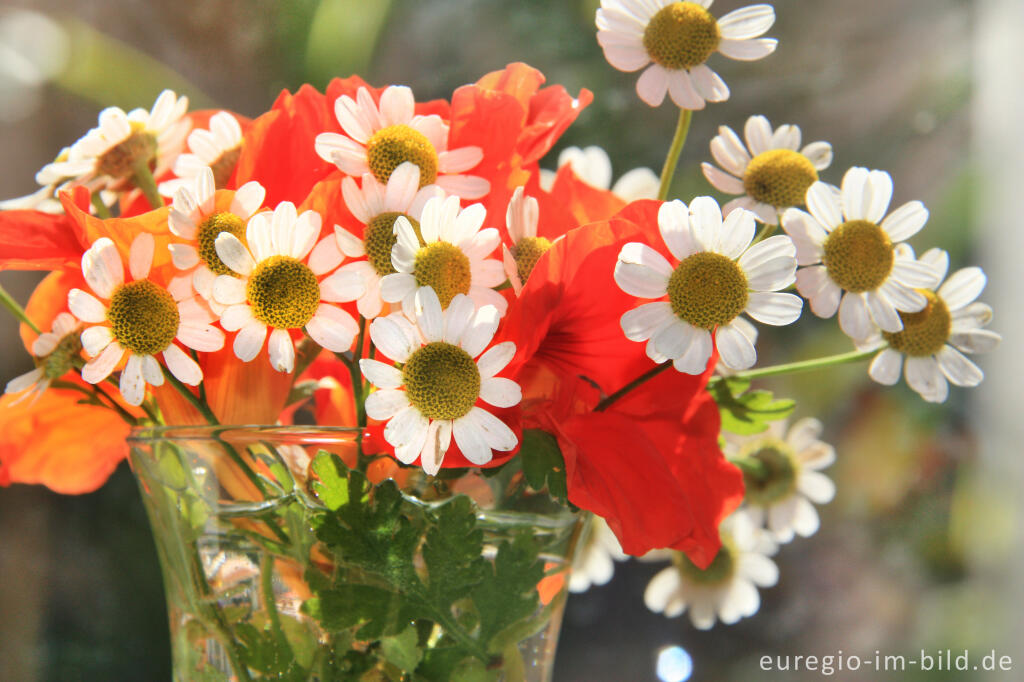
267, 328, 295, 372
233, 321, 267, 362
800, 141, 833, 171
840, 167, 871, 221
365, 389, 411, 420
308, 235, 344, 276
614, 242, 672, 298
796, 267, 840, 318
320, 269, 365, 303
414, 286, 445, 342
780, 208, 827, 265
306, 304, 359, 352
938, 267, 986, 311
369, 315, 416, 362
635, 64, 670, 107
163, 344, 202, 385
719, 207, 756, 260
82, 238, 124, 299
890, 258, 941, 290
949, 329, 1000, 354
466, 406, 517, 451
881, 201, 929, 242
360, 359, 403, 389
701, 162, 744, 195
905, 356, 948, 403
219, 303, 254, 332
460, 306, 501, 358
212, 275, 247, 306
119, 354, 146, 406
799, 471, 835, 504
214, 233, 255, 276
716, 324, 757, 369
443, 294, 477, 344
688, 64, 729, 103
804, 182, 843, 230
230, 181, 265, 219
738, 234, 796, 287
129, 232, 155, 280
865, 290, 902, 333
744, 115, 773, 157
621, 301, 674, 342
476, 341, 515, 379
69, 289, 108, 323
718, 37, 777, 61
81, 341, 124, 384
418, 420, 451, 476
434, 174, 490, 200
865, 170, 893, 223
718, 4, 775, 40
438, 147, 484, 174
666, 70, 705, 110
479, 377, 521, 408
80, 325, 114, 357
936, 345, 983, 387
838, 293, 877, 340
176, 323, 225, 352
652, 318, 699, 360
745, 292, 802, 326
658, 200, 697, 260
688, 196, 724, 251
169, 244, 200, 270
868, 348, 903, 385
791, 497, 821, 537
602, 43, 650, 72
672, 328, 714, 374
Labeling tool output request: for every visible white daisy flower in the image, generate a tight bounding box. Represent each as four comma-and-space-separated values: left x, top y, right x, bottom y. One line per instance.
615, 197, 802, 374
333, 161, 444, 319
67, 235, 225, 406
211, 202, 365, 373
166, 167, 266, 308
864, 247, 1001, 403
596, 0, 777, 109
380, 194, 508, 318
569, 515, 628, 593
643, 511, 778, 629
539, 145, 660, 201
729, 418, 836, 543
702, 115, 833, 224
360, 286, 521, 475
314, 85, 489, 199
782, 167, 942, 340
501, 186, 554, 295
3, 313, 81, 405
39, 90, 190, 191
159, 111, 244, 196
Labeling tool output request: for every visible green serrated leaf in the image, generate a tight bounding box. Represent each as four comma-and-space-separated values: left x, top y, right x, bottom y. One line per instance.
519, 429, 569, 503
310, 451, 350, 510
710, 379, 796, 435
472, 533, 544, 653
380, 625, 423, 673
235, 622, 305, 680
422, 497, 487, 606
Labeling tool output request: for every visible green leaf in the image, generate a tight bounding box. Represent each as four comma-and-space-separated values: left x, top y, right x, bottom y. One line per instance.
310, 451, 350, 510
380, 626, 423, 673
709, 378, 795, 435
234, 623, 305, 680
422, 496, 487, 607
471, 533, 544, 653
519, 429, 569, 504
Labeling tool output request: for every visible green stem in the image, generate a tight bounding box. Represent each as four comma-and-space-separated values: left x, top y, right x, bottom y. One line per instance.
708, 347, 879, 386
259, 553, 288, 647
162, 366, 219, 425
656, 108, 694, 201
132, 160, 165, 210
753, 220, 776, 245
91, 192, 112, 219
0, 284, 40, 334
595, 362, 672, 412
189, 547, 255, 682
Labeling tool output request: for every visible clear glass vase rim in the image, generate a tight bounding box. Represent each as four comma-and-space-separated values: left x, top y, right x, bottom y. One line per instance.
128, 424, 362, 444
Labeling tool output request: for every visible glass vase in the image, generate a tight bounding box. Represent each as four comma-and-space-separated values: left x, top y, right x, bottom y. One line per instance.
128, 426, 579, 681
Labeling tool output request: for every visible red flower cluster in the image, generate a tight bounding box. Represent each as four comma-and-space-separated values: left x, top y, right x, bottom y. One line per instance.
0, 64, 740, 562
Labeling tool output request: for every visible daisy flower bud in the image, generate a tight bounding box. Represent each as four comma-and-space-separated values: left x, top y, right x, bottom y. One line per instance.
596, 1, 777, 109
360, 287, 521, 475
615, 197, 802, 374
782, 167, 942, 341
68, 234, 225, 406
863, 247, 1001, 403
728, 418, 836, 543
702, 115, 833, 224
644, 511, 778, 629
211, 202, 364, 373
4, 312, 81, 405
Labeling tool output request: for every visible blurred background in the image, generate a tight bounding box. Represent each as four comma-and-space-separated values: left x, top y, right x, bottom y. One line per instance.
0, 0, 1021, 679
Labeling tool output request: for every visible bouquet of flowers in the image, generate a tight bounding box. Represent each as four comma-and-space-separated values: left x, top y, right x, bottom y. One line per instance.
0, 1, 1001, 680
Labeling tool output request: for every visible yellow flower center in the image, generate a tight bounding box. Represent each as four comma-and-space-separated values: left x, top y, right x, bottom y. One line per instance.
210, 146, 241, 188
96, 122, 158, 179
365, 212, 423, 277
822, 220, 894, 292
365, 124, 438, 187
401, 341, 481, 420
743, 149, 819, 209
511, 236, 552, 286
642, 2, 721, 71
107, 280, 180, 356
36, 333, 83, 380
667, 252, 748, 329
882, 290, 951, 357
737, 437, 799, 507
246, 256, 321, 329
197, 212, 247, 276
413, 242, 472, 309
675, 534, 736, 585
